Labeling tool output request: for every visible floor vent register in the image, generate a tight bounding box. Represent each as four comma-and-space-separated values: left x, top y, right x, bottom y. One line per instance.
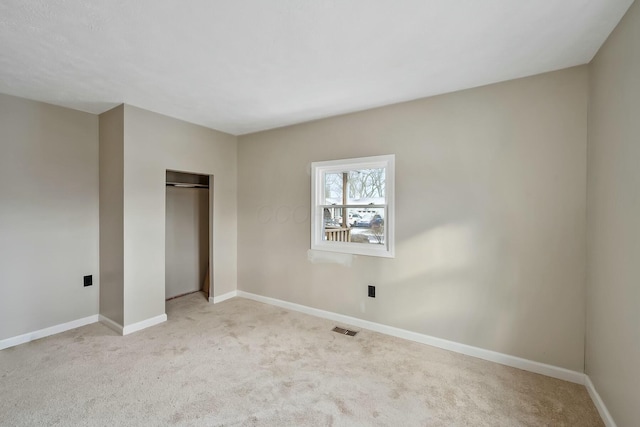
332, 326, 358, 336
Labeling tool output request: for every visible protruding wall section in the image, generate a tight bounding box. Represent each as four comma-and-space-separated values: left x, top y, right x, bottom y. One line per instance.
98, 104, 237, 331
99, 105, 125, 326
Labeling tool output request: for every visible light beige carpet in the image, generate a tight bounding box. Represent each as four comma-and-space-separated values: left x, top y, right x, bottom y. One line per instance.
0, 293, 602, 426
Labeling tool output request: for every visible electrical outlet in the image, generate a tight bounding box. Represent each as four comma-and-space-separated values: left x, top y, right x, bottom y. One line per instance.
368, 285, 375, 298
83, 275, 93, 287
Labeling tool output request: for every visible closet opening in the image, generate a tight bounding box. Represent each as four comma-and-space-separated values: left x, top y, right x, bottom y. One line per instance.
165, 170, 211, 304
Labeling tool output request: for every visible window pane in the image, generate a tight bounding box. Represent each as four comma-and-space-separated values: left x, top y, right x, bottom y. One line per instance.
323, 206, 343, 229
322, 207, 386, 244
347, 207, 385, 245
323, 207, 385, 244
324, 172, 343, 205
346, 168, 385, 204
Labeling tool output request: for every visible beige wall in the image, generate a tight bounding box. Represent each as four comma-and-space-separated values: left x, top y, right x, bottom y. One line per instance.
165, 186, 209, 299
0, 94, 99, 340
99, 105, 124, 324
238, 67, 588, 371
123, 105, 237, 326
586, 1, 640, 425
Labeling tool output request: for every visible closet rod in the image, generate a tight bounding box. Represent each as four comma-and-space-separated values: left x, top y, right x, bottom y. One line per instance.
166, 182, 209, 189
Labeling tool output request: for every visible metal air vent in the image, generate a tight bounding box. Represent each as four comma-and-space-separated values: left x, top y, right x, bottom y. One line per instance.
332, 326, 358, 336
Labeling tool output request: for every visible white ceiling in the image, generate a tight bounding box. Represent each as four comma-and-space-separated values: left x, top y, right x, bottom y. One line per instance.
0, 0, 633, 135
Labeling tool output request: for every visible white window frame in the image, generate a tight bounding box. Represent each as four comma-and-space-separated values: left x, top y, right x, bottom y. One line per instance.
311, 154, 395, 258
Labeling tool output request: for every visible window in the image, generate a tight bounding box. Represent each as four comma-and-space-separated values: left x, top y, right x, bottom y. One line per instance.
311, 154, 395, 258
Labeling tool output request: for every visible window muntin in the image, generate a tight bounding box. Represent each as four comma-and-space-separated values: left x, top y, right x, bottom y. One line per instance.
311, 155, 395, 258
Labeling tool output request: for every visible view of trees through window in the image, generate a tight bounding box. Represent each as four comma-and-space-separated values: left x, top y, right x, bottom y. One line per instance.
324, 168, 385, 202
322, 168, 386, 245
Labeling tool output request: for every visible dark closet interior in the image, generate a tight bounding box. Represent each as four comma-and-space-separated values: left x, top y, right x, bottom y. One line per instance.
165, 170, 210, 301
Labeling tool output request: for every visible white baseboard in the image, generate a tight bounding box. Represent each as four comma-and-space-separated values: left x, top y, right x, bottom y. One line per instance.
99, 315, 124, 335
585, 376, 617, 427
210, 290, 238, 304
100, 313, 167, 336
1, 311, 168, 349
122, 314, 167, 335
236, 291, 585, 385
0, 314, 99, 350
